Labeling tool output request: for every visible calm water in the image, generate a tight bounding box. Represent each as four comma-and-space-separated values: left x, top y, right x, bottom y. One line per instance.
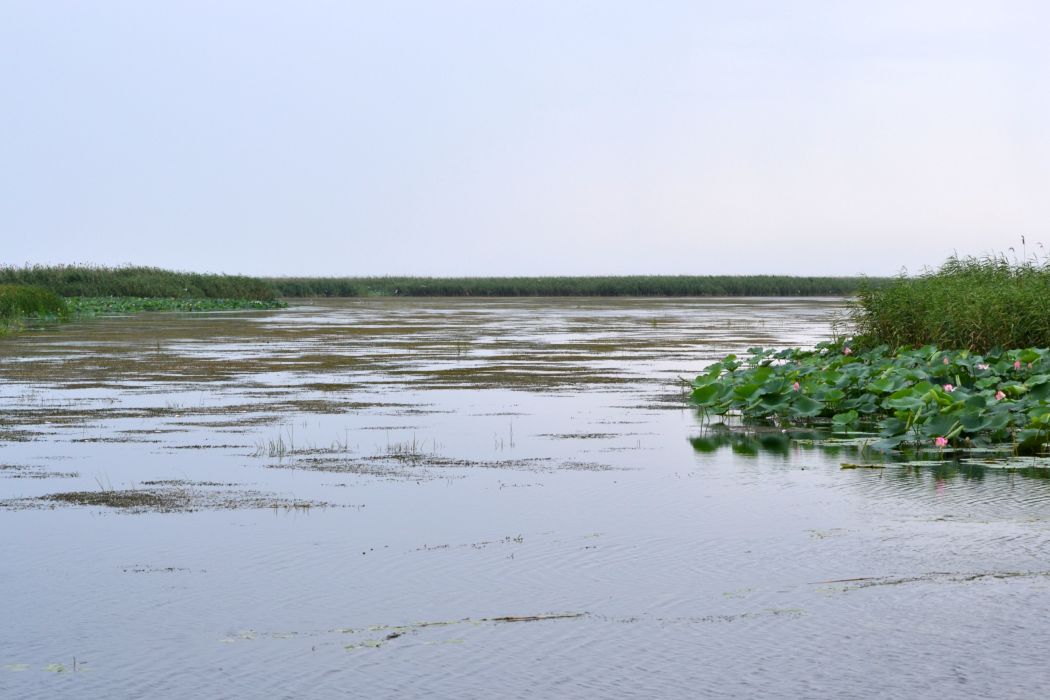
2, 298, 1050, 698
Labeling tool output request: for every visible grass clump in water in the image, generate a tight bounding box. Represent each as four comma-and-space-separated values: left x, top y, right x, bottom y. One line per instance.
0, 284, 69, 333
852, 252, 1050, 352
44, 489, 184, 510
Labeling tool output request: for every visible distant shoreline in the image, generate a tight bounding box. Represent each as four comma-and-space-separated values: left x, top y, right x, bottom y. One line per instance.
1, 265, 887, 300
264, 274, 886, 298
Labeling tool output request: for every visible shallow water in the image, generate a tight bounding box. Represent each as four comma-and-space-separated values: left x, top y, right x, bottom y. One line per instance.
2, 298, 1050, 698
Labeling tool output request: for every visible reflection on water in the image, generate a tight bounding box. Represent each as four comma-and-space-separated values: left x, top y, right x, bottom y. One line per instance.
2, 298, 1050, 698
690, 420, 1050, 478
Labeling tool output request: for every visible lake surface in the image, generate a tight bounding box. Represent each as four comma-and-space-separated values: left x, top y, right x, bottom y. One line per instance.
3, 298, 1050, 698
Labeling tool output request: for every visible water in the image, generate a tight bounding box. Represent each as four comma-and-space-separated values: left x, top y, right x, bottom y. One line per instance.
2, 298, 1050, 698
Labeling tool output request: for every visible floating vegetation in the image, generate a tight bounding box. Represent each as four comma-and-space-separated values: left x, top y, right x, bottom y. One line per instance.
0, 429, 46, 442
219, 612, 586, 651
0, 463, 79, 479
267, 452, 617, 479
219, 608, 824, 654
413, 534, 525, 552
140, 479, 242, 487
46, 490, 190, 510
68, 297, 284, 315
537, 432, 618, 440
814, 570, 1050, 591
1, 486, 333, 513
690, 341, 1050, 456
656, 609, 805, 624
122, 565, 198, 574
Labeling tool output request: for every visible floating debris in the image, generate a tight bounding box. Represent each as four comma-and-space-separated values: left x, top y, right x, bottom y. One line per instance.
813, 570, 1050, 590
1, 486, 335, 513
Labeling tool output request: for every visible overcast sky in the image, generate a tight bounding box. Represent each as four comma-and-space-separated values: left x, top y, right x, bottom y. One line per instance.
2, 1, 1048, 276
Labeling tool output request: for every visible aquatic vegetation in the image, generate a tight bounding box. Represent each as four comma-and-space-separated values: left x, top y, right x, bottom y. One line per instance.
852, 253, 1050, 351
690, 342, 1050, 455
0, 463, 79, 480
267, 275, 887, 298
341, 612, 586, 650
255, 435, 290, 459
692, 250, 1050, 466
0, 284, 68, 333
0, 264, 277, 301
265, 450, 616, 479
814, 570, 1050, 591
217, 612, 586, 651
3, 264, 889, 300
2, 295, 280, 336
1, 486, 333, 513
68, 297, 285, 314
0, 275, 280, 335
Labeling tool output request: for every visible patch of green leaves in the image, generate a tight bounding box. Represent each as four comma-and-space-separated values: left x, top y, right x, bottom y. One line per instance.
67, 297, 286, 315
690, 341, 1050, 454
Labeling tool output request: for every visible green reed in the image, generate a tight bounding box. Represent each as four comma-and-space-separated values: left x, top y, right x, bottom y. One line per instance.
852, 254, 1050, 352
0, 265, 276, 301
266, 275, 885, 298
0, 284, 69, 331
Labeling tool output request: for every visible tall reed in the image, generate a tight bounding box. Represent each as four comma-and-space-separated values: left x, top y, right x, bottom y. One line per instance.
0, 265, 276, 301
0, 284, 69, 323
266, 275, 885, 298
852, 254, 1050, 351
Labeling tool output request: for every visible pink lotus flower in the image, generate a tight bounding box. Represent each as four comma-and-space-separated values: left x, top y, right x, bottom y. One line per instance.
935, 436, 948, 448
995, 390, 1006, 401
942, 384, 954, 392
1014, 360, 1022, 370
843, 347, 852, 356
792, 381, 800, 392
942, 356, 950, 365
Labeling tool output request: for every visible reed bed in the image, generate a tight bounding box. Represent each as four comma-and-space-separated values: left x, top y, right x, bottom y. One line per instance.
267, 275, 883, 298
852, 255, 1050, 352
0, 284, 68, 327
0, 265, 276, 301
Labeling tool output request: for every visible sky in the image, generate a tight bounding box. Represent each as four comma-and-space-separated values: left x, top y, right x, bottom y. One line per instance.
2, 1, 1048, 277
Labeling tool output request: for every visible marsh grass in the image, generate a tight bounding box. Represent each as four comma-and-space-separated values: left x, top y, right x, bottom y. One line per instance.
382, 434, 433, 459
0, 265, 276, 301
0, 268, 280, 335
255, 431, 293, 459
267, 275, 886, 298
852, 253, 1050, 351
0, 284, 69, 333
69, 297, 284, 314
4, 265, 887, 300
